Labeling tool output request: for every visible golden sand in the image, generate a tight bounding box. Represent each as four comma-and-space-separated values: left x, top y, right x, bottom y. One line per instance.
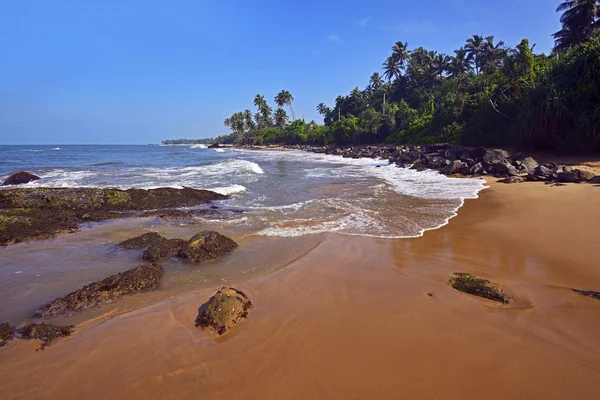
1, 179, 599, 399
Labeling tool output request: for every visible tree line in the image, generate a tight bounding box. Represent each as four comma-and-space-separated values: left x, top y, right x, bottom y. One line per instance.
216, 1, 600, 154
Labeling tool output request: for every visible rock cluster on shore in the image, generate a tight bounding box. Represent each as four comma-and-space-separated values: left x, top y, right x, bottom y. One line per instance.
285, 144, 599, 183
119, 231, 238, 263
0, 187, 226, 245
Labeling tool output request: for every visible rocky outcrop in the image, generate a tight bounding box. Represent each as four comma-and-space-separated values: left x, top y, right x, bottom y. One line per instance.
0, 322, 13, 347
1, 171, 41, 186
178, 231, 238, 263
195, 287, 252, 335
21, 323, 74, 350
498, 176, 524, 184
573, 289, 600, 300
284, 144, 598, 184
142, 239, 187, 262
0, 187, 226, 245
34, 264, 164, 318
119, 232, 166, 249
448, 273, 510, 303
208, 143, 221, 148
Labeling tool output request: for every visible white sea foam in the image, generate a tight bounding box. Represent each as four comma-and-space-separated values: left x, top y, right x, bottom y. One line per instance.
190, 144, 207, 149
50, 147, 61, 150
214, 148, 225, 152
209, 184, 247, 195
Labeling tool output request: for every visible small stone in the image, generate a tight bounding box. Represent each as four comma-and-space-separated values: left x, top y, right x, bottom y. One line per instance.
195, 287, 253, 335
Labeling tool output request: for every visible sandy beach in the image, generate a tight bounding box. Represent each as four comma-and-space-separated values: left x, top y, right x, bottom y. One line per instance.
1, 179, 599, 399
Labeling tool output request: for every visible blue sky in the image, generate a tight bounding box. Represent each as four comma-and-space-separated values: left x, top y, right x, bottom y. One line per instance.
1, 0, 562, 144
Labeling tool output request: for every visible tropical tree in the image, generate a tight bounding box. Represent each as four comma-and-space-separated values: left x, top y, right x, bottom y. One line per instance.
448, 48, 472, 78
465, 34, 486, 73
369, 72, 383, 92
382, 56, 402, 82
391, 41, 411, 70
275, 90, 296, 121
274, 107, 288, 127
316, 102, 330, 116
553, 0, 600, 51
481, 36, 507, 73
253, 94, 273, 128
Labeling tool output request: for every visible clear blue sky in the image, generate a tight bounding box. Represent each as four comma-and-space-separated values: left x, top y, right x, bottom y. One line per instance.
1, 0, 562, 144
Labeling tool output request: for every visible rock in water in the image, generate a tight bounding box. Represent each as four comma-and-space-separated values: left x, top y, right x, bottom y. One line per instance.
21, 323, 74, 349
1, 171, 41, 186
448, 273, 510, 303
195, 287, 252, 335
34, 264, 164, 318
142, 239, 187, 262
178, 231, 238, 263
0, 322, 13, 347
119, 232, 166, 249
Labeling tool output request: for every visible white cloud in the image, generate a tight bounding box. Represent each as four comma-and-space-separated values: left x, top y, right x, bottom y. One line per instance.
358, 17, 373, 27
327, 33, 341, 42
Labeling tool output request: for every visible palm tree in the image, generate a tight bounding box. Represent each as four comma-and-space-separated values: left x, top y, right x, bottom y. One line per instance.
274, 108, 288, 127
275, 90, 296, 121
390, 41, 411, 70
553, 0, 600, 51
253, 94, 272, 128
369, 72, 383, 91
382, 56, 401, 81
316, 103, 329, 115
432, 52, 451, 76
448, 48, 472, 78
465, 34, 486, 74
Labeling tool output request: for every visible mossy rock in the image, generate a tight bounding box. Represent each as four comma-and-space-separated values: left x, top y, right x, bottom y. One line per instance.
1, 171, 40, 186
448, 273, 510, 303
573, 289, 600, 300
195, 287, 252, 335
21, 323, 74, 350
0, 322, 14, 347
142, 239, 187, 262
178, 231, 238, 263
34, 264, 164, 318
119, 232, 166, 249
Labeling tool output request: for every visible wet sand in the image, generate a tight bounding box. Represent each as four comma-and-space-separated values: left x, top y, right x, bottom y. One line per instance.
1, 180, 600, 399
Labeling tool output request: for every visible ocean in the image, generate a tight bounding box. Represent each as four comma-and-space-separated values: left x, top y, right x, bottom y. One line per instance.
0, 144, 487, 324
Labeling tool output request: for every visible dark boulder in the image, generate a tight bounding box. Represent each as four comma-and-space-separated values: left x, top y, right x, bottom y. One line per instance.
178, 231, 238, 263
577, 170, 595, 182
526, 165, 553, 181
493, 161, 519, 177
21, 323, 74, 350
469, 162, 487, 175
119, 232, 166, 249
34, 264, 164, 318
448, 273, 510, 304
195, 287, 252, 335
142, 238, 187, 262
520, 157, 539, 175
573, 289, 600, 300
588, 176, 600, 184
2, 171, 41, 186
0, 322, 13, 347
208, 143, 220, 148
498, 176, 524, 184
555, 166, 581, 183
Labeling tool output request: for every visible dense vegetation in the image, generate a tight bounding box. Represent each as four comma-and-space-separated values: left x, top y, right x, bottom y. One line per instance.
204, 1, 600, 154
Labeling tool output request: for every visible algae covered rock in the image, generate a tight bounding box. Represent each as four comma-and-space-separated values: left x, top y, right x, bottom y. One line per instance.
0, 322, 14, 347
448, 273, 510, 303
119, 232, 166, 249
195, 287, 252, 335
178, 231, 238, 263
34, 264, 164, 318
21, 323, 74, 349
142, 239, 187, 262
1, 171, 41, 186
573, 289, 600, 300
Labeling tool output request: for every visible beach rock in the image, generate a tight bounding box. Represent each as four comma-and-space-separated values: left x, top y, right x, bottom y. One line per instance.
195, 287, 252, 335
208, 143, 220, 148
577, 170, 595, 182
34, 264, 164, 318
0, 187, 226, 246
178, 231, 238, 263
493, 161, 519, 177
21, 323, 74, 350
573, 289, 600, 300
498, 176, 524, 184
588, 176, 600, 184
0, 322, 13, 347
526, 165, 553, 181
142, 239, 187, 262
1, 171, 41, 186
520, 157, 539, 174
119, 232, 166, 249
556, 169, 581, 183
469, 162, 486, 175
448, 273, 510, 303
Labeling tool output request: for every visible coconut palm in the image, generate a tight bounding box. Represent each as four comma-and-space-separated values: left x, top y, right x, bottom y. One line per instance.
274, 108, 288, 127
316, 102, 329, 116
465, 34, 486, 73
369, 72, 383, 92
554, 0, 600, 51
448, 48, 472, 78
382, 56, 401, 81
481, 36, 507, 73
391, 41, 411, 70
253, 94, 272, 128
275, 90, 296, 121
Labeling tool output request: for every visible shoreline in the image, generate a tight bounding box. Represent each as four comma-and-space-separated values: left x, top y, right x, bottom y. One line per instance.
1, 178, 599, 399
